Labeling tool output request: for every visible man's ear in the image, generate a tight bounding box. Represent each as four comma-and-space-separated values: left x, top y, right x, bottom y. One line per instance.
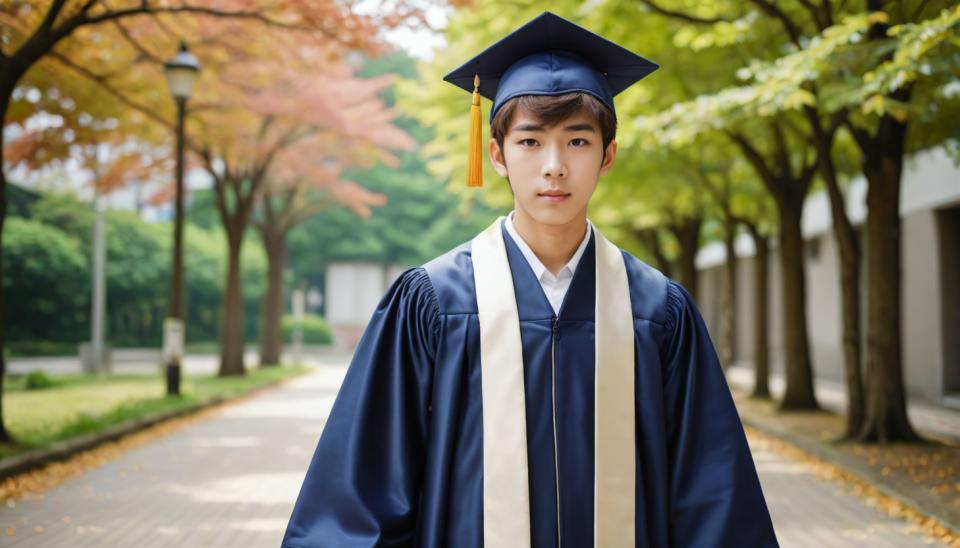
490, 138, 509, 178
599, 140, 618, 176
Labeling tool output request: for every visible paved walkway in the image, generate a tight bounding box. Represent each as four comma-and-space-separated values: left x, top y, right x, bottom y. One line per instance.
0, 359, 347, 547
0, 359, 948, 547
727, 364, 960, 443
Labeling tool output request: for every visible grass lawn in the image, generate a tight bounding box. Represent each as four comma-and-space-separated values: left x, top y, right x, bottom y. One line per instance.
0, 364, 308, 461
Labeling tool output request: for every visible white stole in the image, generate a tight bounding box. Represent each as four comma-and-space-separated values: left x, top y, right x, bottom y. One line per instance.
471, 216, 635, 547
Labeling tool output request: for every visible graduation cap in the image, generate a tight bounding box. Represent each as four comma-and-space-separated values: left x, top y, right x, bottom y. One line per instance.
444, 11, 659, 187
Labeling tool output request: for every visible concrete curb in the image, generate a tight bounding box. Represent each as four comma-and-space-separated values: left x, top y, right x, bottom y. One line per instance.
738, 402, 960, 535
0, 369, 309, 480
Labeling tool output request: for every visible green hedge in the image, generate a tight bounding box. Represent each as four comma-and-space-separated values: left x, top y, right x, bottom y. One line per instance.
5, 191, 267, 351
6, 340, 79, 358
282, 314, 333, 345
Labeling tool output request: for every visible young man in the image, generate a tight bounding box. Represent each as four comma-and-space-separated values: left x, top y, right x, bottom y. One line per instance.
282, 12, 777, 548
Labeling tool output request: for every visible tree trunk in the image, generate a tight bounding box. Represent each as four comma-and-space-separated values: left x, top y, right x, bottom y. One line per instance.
816, 129, 865, 439
747, 226, 771, 399
776, 192, 819, 410
668, 217, 702, 301
853, 1, 921, 443
634, 228, 672, 277
857, 126, 921, 443
719, 217, 738, 368
218, 235, 246, 376
259, 234, 286, 367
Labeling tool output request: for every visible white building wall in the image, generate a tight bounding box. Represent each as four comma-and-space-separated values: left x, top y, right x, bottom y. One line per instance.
902, 209, 946, 399
326, 262, 404, 328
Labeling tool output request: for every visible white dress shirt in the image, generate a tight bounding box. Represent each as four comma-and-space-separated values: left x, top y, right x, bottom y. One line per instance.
503, 212, 593, 316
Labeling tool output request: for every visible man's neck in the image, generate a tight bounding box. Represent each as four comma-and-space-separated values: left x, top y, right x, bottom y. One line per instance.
512, 208, 588, 276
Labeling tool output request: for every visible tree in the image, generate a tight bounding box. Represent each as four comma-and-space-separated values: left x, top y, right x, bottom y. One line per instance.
1, 0, 410, 440
254, 54, 417, 366
630, 0, 959, 438
692, 142, 773, 370
601, 147, 709, 301
180, 49, 408, 374
619, 2, 823, 408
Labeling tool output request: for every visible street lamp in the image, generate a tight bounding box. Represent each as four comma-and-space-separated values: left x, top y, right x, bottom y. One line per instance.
162, 42, 200, 396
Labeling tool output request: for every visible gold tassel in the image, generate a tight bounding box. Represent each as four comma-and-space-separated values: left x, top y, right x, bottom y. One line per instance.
467, 74, 483, 187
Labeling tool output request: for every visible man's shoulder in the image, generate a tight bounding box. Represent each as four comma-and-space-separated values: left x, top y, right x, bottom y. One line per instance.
617, 248, 677, 328
421, 240, 478, 315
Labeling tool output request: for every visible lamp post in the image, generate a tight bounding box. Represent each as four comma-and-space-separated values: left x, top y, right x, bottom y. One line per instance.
163, 42, 200, 396
89, 143, 107, 375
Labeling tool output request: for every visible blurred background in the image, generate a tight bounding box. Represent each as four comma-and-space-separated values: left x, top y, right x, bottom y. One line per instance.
1, 0, 958, 546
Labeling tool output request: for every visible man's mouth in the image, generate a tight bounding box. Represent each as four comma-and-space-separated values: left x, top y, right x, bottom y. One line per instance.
539, 190, 571, 202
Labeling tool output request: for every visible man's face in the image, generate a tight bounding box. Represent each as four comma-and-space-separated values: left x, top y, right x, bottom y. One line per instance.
490, 107, 617, 227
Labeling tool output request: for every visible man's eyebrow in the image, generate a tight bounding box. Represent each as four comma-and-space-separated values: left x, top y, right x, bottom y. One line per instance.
563, 123, 596, 132
512, 123, 544, 132
511, 122, 597, 132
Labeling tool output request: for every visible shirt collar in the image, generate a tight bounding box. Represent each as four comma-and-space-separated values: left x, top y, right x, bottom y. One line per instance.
504, 211, 592, 281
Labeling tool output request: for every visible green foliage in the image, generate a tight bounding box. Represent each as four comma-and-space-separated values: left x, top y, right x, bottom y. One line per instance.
3, 217, 90, 342
31, 191, 96, 245
282, 314, 333, 345
6, 183, 40, 217
25, 371, 55, 390
186, 188, 221, 230
6, 190, 268, 351
635, 6, 960, 150
6, 340, 77, 357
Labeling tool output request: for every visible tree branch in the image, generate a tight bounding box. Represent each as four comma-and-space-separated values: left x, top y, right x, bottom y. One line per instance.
795, 0, 829, 30
825, 108, 846, 136
205, 154, 235, 227
770, 120, 792, 178
749, 0, 804, 46
843, 117, 873, 153
799, 154, 819, 195
52, 5, 324, 47
726, 130, 779, 190
48, 50, 174, 131
41, 0, 70, 32
637, 0, 733, 24
696, 169, 731, 217
112, 19, 166, 65
911, 0, 932, 22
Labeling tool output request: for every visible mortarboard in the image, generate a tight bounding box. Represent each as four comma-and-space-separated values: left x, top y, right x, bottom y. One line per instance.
443, 11, 659, 187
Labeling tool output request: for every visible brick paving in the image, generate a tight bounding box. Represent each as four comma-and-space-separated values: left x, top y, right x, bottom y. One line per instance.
0, 358, 948, 547
0, 361, 345, 547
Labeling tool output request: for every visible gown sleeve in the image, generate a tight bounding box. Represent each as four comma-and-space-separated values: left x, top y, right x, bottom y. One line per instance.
661, 281, 779, 548
281, 267, 439, 548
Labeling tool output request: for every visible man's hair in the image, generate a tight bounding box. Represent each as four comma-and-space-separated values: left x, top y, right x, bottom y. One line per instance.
490, 92, 617, 155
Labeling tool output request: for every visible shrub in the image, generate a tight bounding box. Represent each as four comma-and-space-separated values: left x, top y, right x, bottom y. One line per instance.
7, 340, 78, 357
25, 371, 56, 390
282, 314, 333, 345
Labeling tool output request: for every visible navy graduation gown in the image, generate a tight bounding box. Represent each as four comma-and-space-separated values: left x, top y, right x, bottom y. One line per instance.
282, 225, 778, 548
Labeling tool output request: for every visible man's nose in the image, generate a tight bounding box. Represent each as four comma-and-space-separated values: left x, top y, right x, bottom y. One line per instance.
541, 145, 567, 178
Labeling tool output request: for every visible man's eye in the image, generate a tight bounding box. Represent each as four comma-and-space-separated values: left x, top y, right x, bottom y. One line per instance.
518, 138, 539, 147
570, 138, 589, 147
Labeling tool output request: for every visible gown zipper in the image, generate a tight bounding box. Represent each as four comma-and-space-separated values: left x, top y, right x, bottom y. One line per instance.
551, 315, 562, 547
